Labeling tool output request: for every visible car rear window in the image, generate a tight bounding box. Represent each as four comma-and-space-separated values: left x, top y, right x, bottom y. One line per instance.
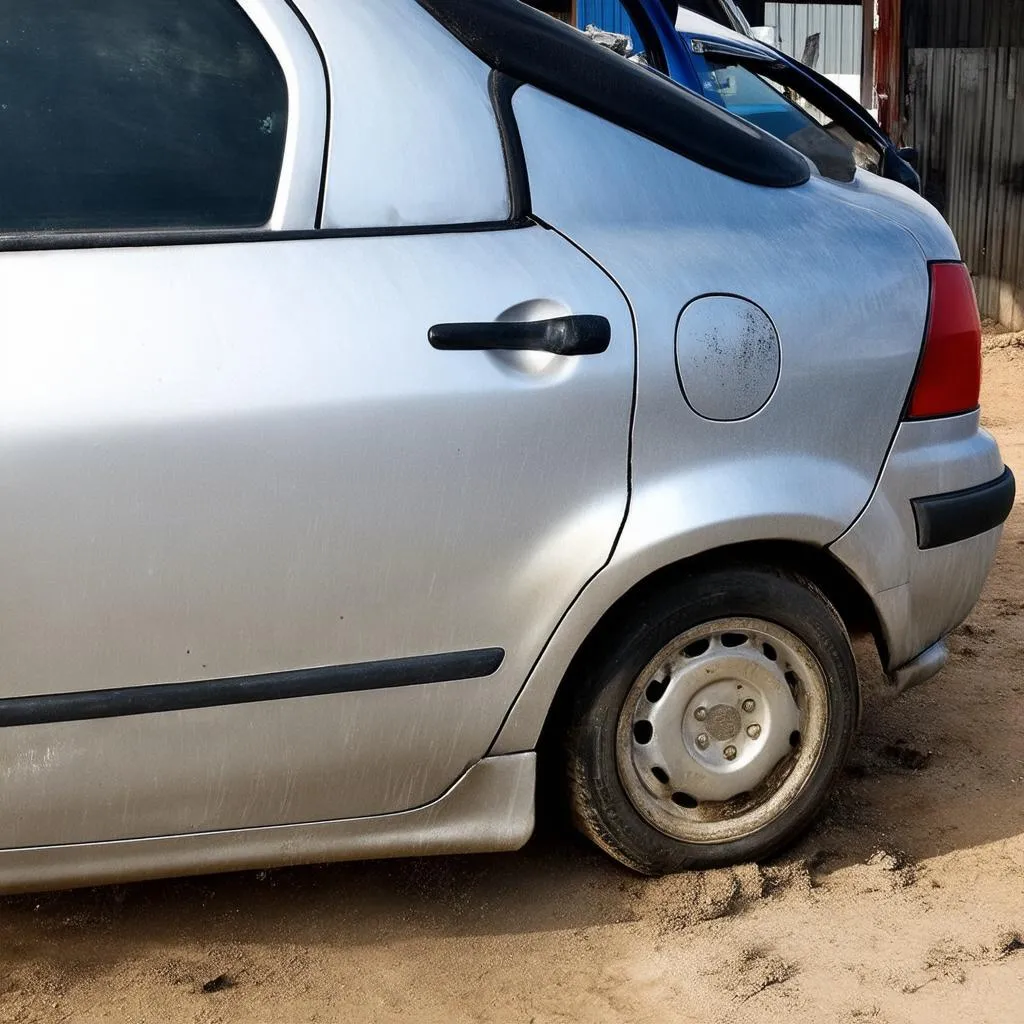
0, 0, 288, 234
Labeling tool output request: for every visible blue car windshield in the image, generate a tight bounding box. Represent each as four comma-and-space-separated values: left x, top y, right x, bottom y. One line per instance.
699, 56, 857, 181
701, 59, 814, 137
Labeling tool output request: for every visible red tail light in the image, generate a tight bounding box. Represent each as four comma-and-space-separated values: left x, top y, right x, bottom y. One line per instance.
907, 262, 982, 419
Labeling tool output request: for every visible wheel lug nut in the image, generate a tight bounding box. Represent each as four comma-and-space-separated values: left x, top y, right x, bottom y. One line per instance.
746, 724, 761, 739
694, 707, 707, 722
696, 733, 710, 750
723, 745, 738, 761
742, 699, 756, 713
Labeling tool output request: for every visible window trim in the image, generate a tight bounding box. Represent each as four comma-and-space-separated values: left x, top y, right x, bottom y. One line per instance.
0, 0, 534, 253
0, 0, 327, 251
260, 0, 331, 229
0, 221, 535, 255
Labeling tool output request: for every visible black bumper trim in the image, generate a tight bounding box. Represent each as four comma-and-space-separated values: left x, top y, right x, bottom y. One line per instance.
911, 467, 1015, 550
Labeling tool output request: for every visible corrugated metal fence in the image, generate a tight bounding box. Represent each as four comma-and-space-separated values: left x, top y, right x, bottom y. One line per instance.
764, 3, 861, 74
904, 0, 1024, 49
906, 47, 1024, 329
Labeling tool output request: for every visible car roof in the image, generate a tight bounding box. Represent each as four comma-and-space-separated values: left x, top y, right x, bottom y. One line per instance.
673, 7, 770, 51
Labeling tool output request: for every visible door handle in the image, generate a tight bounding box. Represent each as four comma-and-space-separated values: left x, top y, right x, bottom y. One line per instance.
429, 315, 611, 357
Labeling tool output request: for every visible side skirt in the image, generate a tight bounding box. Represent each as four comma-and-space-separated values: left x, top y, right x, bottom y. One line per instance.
0, 753, 536, 894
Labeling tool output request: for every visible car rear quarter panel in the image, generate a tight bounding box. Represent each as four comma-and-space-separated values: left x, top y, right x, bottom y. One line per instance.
830, 412, 1006, 668
493, 86, 933, 753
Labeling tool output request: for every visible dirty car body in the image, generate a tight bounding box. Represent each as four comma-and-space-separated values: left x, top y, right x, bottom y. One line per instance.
0, 0, 1011, 890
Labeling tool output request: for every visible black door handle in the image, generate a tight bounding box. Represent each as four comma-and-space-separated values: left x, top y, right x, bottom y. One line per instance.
429, 315, 611, 357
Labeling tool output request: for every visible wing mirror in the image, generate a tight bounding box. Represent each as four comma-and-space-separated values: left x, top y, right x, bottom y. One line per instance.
582, 25, 634, 57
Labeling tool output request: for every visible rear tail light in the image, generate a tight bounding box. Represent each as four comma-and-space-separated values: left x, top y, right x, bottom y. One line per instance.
906, 262, 982, 419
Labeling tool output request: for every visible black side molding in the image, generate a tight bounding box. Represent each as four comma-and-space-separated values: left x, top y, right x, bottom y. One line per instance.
430, 315, 610, 356
0, 648, 505, 728
911, 467, 1015, 550
415, 0, 810, 189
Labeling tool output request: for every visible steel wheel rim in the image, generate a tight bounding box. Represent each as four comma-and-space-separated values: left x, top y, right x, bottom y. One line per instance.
615, 616, 830, 845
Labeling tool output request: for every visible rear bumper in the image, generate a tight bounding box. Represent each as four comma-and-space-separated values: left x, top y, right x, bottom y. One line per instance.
912, 467, 1015, 550
830, 411, 1011, 676
891, 638, 948, 693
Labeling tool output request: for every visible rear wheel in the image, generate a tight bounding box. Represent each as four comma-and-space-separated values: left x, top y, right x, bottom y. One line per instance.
566, 567, 858, 874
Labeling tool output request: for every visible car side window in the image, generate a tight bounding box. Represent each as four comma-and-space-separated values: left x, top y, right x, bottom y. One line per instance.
0, 0, 288, 234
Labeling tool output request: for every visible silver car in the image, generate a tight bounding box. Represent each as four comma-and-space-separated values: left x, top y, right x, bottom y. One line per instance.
0, 0, 1012, 890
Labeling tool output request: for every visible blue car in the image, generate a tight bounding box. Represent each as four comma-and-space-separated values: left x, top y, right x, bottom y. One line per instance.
569, 1, 921, 191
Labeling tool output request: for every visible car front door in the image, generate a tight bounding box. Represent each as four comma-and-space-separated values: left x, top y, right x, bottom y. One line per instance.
0, 0, 634, 848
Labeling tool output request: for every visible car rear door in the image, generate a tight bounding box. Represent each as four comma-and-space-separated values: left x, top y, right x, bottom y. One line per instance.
0, 0, 634, 847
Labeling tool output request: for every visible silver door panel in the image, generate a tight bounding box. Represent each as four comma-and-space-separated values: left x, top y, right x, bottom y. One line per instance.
0, 226, 632, 846
492, 87, 934, 754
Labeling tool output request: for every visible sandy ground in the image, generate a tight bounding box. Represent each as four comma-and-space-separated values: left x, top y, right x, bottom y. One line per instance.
3, 334, 1024, 1024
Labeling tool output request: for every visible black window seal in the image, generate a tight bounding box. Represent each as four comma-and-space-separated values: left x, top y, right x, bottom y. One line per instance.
489, 71, 532, 221
0, 220, 535, 255
416, 0, 809, 189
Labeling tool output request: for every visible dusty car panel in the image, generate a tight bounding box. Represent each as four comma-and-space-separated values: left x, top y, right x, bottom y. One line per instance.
831, 412, 1008, 669
491, 84, 935, 753
0, 0, 1009, 889
0, 225, 635, 847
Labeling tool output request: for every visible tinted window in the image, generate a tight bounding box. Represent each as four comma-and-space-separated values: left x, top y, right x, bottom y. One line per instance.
0, 0, 288, 233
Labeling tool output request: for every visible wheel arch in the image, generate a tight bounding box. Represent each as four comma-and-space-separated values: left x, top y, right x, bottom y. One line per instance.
491, 538, 883, 759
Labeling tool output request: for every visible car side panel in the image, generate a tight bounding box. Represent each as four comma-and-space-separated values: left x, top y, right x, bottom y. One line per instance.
830, 412, 1006, 668
0, 227, 634, 847
492, 86, 933, 753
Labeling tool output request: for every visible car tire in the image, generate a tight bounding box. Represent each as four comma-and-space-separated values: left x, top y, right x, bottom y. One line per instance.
565, 566, 858, 875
